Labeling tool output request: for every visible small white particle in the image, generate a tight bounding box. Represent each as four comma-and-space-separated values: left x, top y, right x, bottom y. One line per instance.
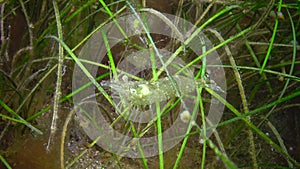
180, 110, 191, 123
277, 11, 284, 20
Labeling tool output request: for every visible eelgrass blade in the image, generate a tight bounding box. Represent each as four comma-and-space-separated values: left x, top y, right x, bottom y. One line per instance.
173, 88, 200, 169
178, 27, 251, 75
206, 88, 300, 167
157, 5, 241, 77
98, 0, 128, 39
260, 0, 283, 74
210, 65, 300, 82
155, 101, 164, 169
101, 29, 118, 80
15, 64, 57, 118
174, 36, 208, 169
130, 122, 149, 169
260, 7, 298, 124
194, 123, 238, 169
0, 114, 26, 124
72, 5, 127, 52
48, 35, 116, 108
0, 99, 42, 135
0, 154, 12, 169
207, 28, 257, 168
26, 73, 109, 121
214, 89, 300, 129
47, 0, 65, 151
235, 23, 273, 95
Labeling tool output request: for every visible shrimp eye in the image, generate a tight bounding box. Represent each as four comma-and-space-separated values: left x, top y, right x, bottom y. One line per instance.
129, 88, 137, 95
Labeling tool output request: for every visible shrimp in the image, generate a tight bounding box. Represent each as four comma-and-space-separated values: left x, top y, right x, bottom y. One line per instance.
102, 75, 224, 106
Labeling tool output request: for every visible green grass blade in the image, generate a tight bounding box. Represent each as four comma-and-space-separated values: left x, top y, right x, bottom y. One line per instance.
98, 0, 128, 39
130, 122, 149, 169
260, 0, 283, 74
172, 88, 202, 169
0, 99, 42, 135
178, 27, 251, 74
155, 101, 164, 169
214, 89, 300, 129
210, 64, 300, 81
157, 5, 241, 77
15, 64, 57, 119
48, 35, 115, 107
206, 88, 300, 167
101, 29, 118, 80
64, 0, 97, 23
0, 154, 12, 169
0, 114, 27, 125
26, 72, 109, 121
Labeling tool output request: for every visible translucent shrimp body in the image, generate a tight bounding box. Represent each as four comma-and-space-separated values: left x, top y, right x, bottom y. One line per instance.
113, 75, 195, 105
102, 74, 222, 106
